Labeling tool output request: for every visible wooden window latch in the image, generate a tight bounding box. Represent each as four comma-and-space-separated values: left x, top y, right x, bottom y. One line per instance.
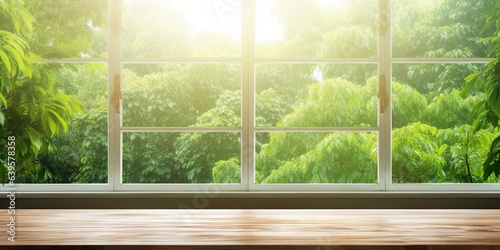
113, 74, 122, 114
378, 74, 388, 113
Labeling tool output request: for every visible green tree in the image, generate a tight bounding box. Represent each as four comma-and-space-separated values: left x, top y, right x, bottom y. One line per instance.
462, 0, 500, 180
264, 132, 377, 184
392, 123, 447, 183
212, 158, 240, 184
174, 90, 241, 183
437, 125, 498, 183
24, 0, 107, 58
421, 91, 480, 129
0, 0, 85, 182
256, 77, 376, 183
390, 81, 428, 128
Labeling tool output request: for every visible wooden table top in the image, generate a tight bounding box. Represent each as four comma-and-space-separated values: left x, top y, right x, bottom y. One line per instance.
1, 209, 499, 246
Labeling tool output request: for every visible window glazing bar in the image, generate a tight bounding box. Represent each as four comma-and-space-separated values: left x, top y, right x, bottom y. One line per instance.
109, 0, 123, 190
121, 127, 243, 132
254, 127, 379, 132
392, 58, 493, 63
378, 0, 391, 191
254, 58, 379, 63
242, 0, 256, 191
121, 58, 243, 63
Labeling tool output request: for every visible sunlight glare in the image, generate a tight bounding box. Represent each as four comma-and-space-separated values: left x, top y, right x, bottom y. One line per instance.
170, 0, 241, 40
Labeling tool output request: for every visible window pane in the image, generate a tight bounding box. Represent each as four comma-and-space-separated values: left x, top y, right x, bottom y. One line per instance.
123, 0, 241, 58
122, 64, 241, 127
28, 0, 108, 58
255, 0, 377, 58
392, 63, 500, 183
255, 132, 378, 184
11, 64, 108, 183
123, 132, 241, 184
392, 0, 494, 58
255, 64, 378, 127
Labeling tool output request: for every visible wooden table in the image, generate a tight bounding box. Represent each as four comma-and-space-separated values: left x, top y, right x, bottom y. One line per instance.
1, 209, 499, 246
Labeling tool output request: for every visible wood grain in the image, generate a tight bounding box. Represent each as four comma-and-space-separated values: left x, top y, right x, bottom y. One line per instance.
0, 209, 499, 246
0, 247, 499, 250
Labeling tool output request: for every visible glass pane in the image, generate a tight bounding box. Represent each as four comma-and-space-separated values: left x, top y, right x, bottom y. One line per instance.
255, 132, 378, 184
28, 0, 108, 58
392, 63, 500, 183
123, 0, 241, 58
255, 0, 377, 58
123, 132, 241, 184
8, 64, 108, 183
392, 0, 494, 58
255, 64, 377, 127
122, 64, 241, 127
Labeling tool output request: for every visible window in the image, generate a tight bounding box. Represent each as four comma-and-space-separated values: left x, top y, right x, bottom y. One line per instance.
2, 0, 499, 193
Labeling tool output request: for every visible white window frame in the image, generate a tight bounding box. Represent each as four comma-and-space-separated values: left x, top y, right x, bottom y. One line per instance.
3, 0, 499, 194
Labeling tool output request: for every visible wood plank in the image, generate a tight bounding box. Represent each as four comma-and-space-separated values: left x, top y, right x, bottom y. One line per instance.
0, 247, 432, 250
427, 247, 493, 250
0, 209, 499, 246
268, 246, 428, 250
104, 247, 265, 250
0, 247, 497, 250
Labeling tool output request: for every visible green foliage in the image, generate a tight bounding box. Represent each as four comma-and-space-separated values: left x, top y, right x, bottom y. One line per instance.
392, 0, 434, 58
483, 135, 500, 180
421, 91, 480, 129
6, 0, 499, 186
255, 63, 316, 123
394, 63, 484, 99
122, 69, 195, 127
256, 85, 348, 182
123, 64, 240, 127
25, 0, 108, 58
256, 88, 288, 127
71, 107, 108, 183
184, 64, 241, 115
0, 0, 33, 35
391, 81, 428, 128
0, 0, 86, 182
212, 158, 240, 184
123, 132, 179, 183
392, 123, 447, 183
462, 0, 500, 179
437, 125, 498, 183
264, 132, 377, 184
430, 0, 495, 58
256, 132, 326, 183
174, 91, 241, 183
279, 78, 376, 127
174, 130, 240, 183
256, 78, 377, 183
393, 0, 494, 100
321, 0, 377, 58
393, 0, 494, 58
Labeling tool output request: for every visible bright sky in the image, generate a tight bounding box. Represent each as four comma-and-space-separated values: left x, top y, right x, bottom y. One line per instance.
174, 0, 342, 42
125, 0, 344, 42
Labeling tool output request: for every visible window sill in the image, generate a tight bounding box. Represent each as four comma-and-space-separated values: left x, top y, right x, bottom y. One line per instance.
3, 191, 499, 208
7, 190, 500, 199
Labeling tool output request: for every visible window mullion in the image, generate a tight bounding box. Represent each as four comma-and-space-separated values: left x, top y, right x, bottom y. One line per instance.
378, 0, 392, 192
108, 0, 123, 191
242, 0, 256, 191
